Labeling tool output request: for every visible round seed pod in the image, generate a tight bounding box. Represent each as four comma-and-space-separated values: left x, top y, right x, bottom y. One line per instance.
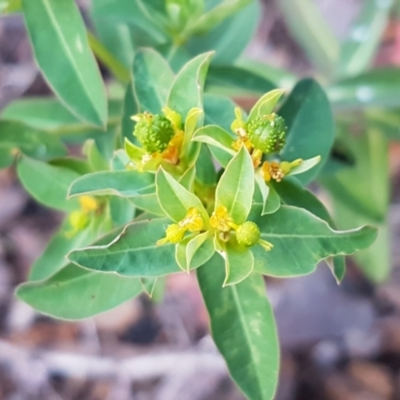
247, 113, 287, 154
134, 113, 175, 153
236, 221, 260, 247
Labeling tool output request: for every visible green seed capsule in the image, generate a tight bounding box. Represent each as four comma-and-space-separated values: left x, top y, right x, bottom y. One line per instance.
247, 113, 287, 154
236, 221, 260, 247
134, 113, 175, 153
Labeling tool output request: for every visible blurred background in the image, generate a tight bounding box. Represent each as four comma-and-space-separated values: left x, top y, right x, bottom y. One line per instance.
1, 0, 400, 399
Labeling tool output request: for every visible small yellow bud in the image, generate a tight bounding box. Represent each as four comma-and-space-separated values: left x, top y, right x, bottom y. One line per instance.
157, 223, 185, 245
79, 196, 98, 213
69, 210, 89, 231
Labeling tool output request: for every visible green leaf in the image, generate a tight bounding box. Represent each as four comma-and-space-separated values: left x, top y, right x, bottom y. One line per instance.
90, 0, 167, 45
179, 164, 196, 191
248, 88, 286, 122
68, 218, 180, 277
156, 168, 208, 223
50, 157, 92, 175
280, 79, 334, 184
204, 93, 237, 131
121, 82, 140, 140
288, 155, 321, 177
22, 0, 107, 127
329, 67, 400, 109
331, 198, 390, 283
1, 98, 82, 131
192, 125, 236, 158
320, 129, 388, 223
108, 196, 135, 227
337, 0, 392, 78
236, 58, 297, 89
277, 0, 339, 77
17, 155, 80, 212
253, 175, 280, 216
206, 66, 275, 96
167, 52, 213, 118
17, 263, 142, 320
132, 49, 174, 113
181, 0, 253, 37
221, 241, 254, 286
2, 98, 122, 136
87, 31, 130, 83
195, 144, 217, 185
0, 120, 66, 168
252, 206, 377, 278
68, 170, 154, 198
130, 193, 165, 216
185, 1, 259, 65
271, 177, 345, 282
29, 216, 106, 281
0, 146, 15, 169
215, 146, 254, 224
271, 177, 333, 225
198, 254, 279, 400
83, 139, 109, 171
175, 232, 214, 271
90, 9, 134, 69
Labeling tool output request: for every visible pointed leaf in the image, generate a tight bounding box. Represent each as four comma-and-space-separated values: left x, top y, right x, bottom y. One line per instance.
176, 232, 214, 272
167, 52, 213, 118
248, 88, 285, 122
197, 255, 279, 400
17, 263, 142, 320
216, 146, 254, 224
68, 170, 154, 198
253, 175, 280, 216
193, 125, 236, 155
68, 218, 180, 277
288, 155, 321, 176
22, 0, 107, 127
222, 242, 254, 286
253, 206, 377, 278
156, 168, 208, 223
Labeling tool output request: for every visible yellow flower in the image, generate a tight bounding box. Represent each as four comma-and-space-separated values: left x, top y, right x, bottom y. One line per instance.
262, 159, 302, 182
179, 207, 204, 232
79, 195, 99, 213
157, 207, 205, 246
210, 206, 237, 232
157, 223, 185, 245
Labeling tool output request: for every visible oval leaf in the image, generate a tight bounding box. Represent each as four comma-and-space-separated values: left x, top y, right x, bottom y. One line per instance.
197, 254, 280, 400
167, 52, 213, 118
16, 263, 142, 320
68, 218, 180, 277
